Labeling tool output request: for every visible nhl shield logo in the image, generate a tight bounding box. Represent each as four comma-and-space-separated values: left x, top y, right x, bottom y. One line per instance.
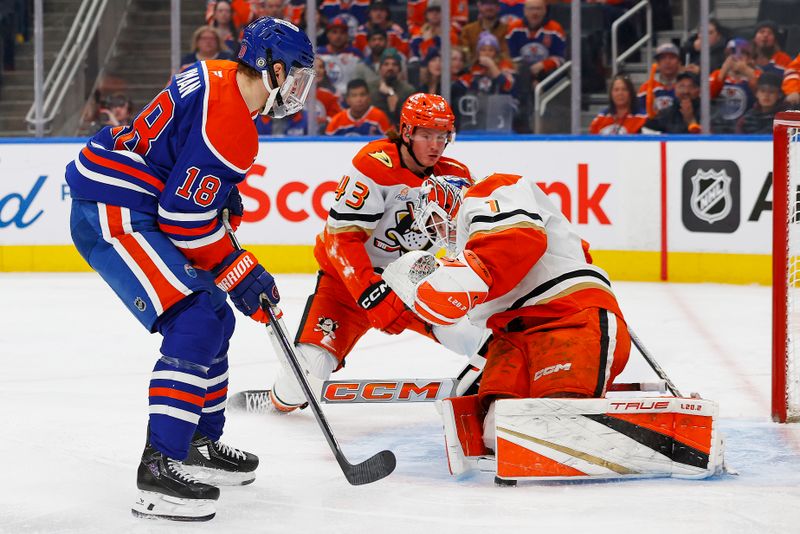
681, 159, 740, 233
134, 297, 147, 312
690, 169, 732, 224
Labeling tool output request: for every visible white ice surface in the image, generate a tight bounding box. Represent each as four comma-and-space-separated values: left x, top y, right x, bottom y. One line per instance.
2, 274, 800, 533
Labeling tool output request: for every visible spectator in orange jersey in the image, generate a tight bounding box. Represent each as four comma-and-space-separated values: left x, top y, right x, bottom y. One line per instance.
180, 26, 234, 71
638, 42, 682, 118
590, 75, 647, 135
408, 0, 460, 64
353, 1, 409, 59
642, 72, 703, 134
326, 78, 392, 136
506, 0, 566, 78
752, 21, 792, 73
461, 0, 511, 63
710, 38, 761, 133
783, 54, 800, 106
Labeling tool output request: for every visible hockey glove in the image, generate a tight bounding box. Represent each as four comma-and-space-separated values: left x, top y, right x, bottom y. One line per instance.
358, 276, 415, 335
214, 250, 280, 323
222, 186, 244, 231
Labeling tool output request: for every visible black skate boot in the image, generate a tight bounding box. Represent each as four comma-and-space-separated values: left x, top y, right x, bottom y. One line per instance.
132, 444, 219, 521
183, 432, 259, 486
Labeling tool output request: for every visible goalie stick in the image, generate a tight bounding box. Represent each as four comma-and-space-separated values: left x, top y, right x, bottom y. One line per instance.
221, 212, 396, 486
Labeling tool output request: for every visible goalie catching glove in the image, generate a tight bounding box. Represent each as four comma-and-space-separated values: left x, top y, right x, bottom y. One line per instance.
382, 250, 492, 326
214, 250, 280, 323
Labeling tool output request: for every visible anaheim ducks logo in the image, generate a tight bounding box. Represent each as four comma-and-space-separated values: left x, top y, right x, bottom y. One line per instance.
373, 201, 431, 253
368, 150, 393, 168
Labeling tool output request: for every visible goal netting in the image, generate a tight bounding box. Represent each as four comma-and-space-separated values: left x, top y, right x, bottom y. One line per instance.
773, 111, 800, 423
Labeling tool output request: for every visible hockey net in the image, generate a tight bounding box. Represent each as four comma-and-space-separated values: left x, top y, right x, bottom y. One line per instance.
773, 111, 800, 422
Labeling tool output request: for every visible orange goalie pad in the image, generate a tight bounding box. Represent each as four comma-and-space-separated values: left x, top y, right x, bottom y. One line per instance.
494, 398, 719, 480
479, 308, 630, 406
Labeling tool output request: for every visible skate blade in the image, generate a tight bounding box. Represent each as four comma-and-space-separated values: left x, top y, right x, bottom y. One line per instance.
182, 464, 256, 486
131, 490, 216, 521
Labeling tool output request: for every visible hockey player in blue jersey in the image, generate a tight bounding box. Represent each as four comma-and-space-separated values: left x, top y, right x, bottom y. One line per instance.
65, 17, 314, 521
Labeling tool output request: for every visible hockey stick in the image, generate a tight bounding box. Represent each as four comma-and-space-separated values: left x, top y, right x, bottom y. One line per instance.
628, 326, 684, 398
228, 379, 668, 411
221, 213, 396, 485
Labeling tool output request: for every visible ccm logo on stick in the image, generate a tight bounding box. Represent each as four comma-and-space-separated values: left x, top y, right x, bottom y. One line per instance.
322, 380, 448, 402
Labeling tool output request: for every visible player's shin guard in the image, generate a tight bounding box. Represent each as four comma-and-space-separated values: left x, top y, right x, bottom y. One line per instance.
491, 397, 725, 482
269, 343, 338, 412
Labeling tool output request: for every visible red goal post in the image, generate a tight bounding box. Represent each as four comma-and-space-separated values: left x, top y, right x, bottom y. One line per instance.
773, 111, 800, 422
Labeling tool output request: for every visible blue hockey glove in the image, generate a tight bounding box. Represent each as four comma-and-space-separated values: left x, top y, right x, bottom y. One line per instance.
222, 186, 244, 231
214, 250, 280, 323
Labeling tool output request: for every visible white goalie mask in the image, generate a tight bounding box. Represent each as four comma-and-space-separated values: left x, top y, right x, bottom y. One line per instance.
262, 64, 315, 118
413, 175, 470, 257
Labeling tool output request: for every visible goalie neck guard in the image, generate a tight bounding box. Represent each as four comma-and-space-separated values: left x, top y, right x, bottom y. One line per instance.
413, 175, 470, 257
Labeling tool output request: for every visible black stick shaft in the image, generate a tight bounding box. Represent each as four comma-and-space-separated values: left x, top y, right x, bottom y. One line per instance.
628, 327, 684, 398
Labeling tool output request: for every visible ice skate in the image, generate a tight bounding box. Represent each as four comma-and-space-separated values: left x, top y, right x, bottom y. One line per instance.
183, 433, 260, 486
132, 445, 219, 522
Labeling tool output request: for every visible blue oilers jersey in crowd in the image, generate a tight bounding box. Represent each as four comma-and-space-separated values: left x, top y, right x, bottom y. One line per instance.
65, 60, 258, 270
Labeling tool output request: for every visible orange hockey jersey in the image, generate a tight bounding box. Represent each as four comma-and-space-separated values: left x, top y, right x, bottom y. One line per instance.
315, 138, 472, 301
456, 173, 623, 332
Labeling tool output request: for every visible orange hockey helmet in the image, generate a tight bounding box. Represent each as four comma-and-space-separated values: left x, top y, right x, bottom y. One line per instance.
400, 93, 456, 140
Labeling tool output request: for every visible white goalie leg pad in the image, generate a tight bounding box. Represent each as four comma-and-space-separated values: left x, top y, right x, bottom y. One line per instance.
491, 397, 724, 482
271, 343, 338, 407
439, 396, 496, 476
132, 490, 215, 521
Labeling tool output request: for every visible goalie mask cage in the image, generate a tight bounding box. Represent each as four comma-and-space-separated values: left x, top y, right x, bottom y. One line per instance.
773, 111, 800, 423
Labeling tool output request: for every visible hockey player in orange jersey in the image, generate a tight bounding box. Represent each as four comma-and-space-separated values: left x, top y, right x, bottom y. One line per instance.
264, 93, 488, 412
383, 173, 633, 463
384, 174, 725, 481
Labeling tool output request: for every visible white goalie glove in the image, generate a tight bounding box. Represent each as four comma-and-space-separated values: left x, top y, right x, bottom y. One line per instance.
382, 250, 493, 326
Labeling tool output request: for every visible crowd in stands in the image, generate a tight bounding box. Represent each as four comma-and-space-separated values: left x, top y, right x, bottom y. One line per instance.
591, 18, 800, 135
11, 0, 800, 137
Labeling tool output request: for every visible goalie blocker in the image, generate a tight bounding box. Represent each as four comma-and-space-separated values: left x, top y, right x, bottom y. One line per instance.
441, 395, 725, 481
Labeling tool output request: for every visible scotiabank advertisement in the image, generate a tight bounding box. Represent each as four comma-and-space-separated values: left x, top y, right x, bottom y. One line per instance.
0, 137, 775, 276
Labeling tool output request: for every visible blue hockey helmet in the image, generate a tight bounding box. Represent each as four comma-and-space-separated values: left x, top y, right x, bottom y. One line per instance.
238, 17, 315, 118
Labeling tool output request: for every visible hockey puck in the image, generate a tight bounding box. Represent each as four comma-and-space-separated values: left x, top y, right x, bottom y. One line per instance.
494, 476, 517, 487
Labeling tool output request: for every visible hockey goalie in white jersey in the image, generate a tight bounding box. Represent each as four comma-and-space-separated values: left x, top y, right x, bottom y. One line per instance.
383, 173, 725, 483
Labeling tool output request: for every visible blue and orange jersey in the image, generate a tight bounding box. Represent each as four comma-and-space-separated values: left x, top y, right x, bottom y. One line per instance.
499, 0, 526, 25
783, 54, 800, 96
408, 25, 459, 63
709, 68, 760, 122
320, 0, 370, 26
461, 59, 516, 94
589, 109, 647, 135
505, 19, 566, 74
353, 23, 409, 58
325, 106, 392, 136
65, 60, 258, 270
637, 78, 677, 117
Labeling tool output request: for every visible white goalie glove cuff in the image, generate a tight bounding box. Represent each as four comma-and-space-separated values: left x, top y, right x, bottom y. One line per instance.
382, 250, 492, 326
